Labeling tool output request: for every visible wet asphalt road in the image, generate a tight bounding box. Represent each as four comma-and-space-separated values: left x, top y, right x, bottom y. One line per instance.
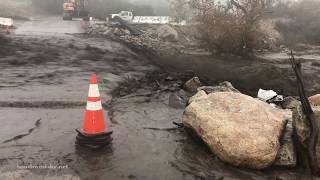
0, 17, 319, 180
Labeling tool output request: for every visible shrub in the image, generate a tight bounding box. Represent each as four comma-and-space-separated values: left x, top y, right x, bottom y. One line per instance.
174, 0, 276, 55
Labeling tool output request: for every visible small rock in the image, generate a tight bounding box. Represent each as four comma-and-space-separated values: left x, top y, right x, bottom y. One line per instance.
183, 77, 202, 94
309, 94, 320, 106
219, 81, 239, 92
282, 97, 300, 109
197, 81, 240, 94
157, 24, 178, 42
123, 29, 131, 35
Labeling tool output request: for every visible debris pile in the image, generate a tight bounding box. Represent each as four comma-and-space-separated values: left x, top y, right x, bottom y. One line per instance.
86, 23, 208, 56
87, 23, 131, 37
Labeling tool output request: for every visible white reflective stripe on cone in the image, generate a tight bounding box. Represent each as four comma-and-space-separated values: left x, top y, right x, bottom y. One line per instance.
88, 84, 100, 97
86, 101, 103, 111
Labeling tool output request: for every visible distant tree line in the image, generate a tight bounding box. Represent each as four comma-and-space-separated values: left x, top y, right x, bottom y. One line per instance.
31, 0, 155, 18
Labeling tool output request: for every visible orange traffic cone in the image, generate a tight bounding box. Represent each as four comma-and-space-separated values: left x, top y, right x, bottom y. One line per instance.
76, 74, 112, 148
82, 73, 107, 134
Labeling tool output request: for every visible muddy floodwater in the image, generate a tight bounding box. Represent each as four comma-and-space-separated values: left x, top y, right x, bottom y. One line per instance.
1, 17, 320, 180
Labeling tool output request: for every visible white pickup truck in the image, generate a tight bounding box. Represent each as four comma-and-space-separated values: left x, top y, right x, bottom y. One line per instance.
107, 11, 172, 24
108, 11, 133, 22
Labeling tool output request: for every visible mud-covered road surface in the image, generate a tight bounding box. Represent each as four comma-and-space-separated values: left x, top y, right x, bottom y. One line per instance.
155, 50, 320, 97
0, 17, 319, 180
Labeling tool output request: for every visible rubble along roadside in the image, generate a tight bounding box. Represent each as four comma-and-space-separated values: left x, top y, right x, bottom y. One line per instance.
85, 22, 211, 57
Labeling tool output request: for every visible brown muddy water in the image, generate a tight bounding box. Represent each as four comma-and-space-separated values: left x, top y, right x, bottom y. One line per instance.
1, 18, 320, 179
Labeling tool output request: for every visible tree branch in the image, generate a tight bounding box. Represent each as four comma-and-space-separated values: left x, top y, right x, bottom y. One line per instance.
290, 51, 320, 176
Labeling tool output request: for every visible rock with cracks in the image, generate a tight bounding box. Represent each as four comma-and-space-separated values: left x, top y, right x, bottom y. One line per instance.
183, 92, 291, 169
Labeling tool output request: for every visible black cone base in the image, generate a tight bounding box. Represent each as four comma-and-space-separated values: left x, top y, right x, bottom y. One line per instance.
75, 129, 113, 149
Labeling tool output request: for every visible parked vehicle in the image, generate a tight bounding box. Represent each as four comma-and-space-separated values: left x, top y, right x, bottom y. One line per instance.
108, 11, 133, 22
63, 0, 89, 20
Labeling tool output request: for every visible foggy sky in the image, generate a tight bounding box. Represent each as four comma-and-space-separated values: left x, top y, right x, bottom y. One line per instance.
130, 0, 171, 15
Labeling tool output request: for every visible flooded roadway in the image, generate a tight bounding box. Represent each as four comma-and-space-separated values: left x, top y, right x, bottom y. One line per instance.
0, 17, 318, 179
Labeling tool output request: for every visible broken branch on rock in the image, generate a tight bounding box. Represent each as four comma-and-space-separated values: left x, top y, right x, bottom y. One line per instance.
289, 51, 320, 176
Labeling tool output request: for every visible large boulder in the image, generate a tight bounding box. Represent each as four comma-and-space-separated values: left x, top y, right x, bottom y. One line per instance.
157, 25, 178, 42
183, 92, 291, 169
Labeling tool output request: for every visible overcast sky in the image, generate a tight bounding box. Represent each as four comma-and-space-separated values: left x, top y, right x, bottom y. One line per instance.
131, 0, 170, 7
130, 0, 171, 15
